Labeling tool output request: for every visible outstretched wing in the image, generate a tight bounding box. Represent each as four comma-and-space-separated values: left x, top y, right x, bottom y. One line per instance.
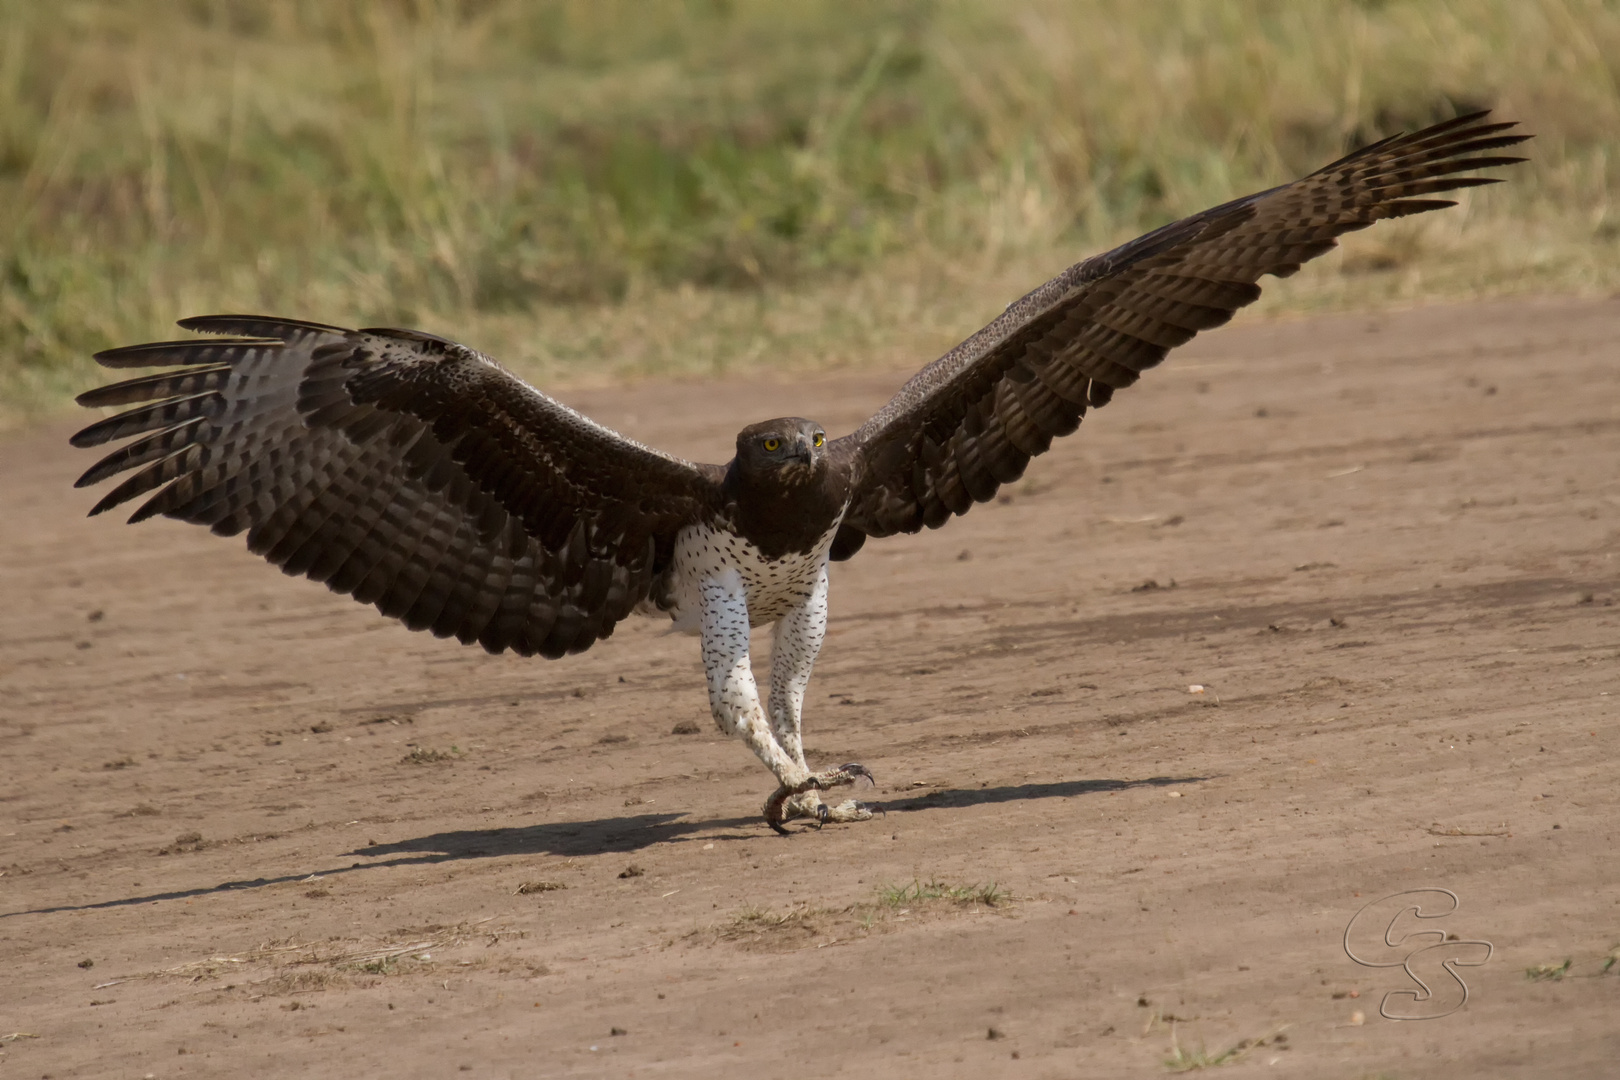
72, 316, 725, 657
827, 110, 1529, 559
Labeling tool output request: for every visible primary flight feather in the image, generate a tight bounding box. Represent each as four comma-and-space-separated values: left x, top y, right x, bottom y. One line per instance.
73, 111, 1528, 832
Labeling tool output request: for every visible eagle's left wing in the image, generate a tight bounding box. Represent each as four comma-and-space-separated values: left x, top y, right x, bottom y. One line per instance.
827, 110, 1528, 560
72, 316, 725, 657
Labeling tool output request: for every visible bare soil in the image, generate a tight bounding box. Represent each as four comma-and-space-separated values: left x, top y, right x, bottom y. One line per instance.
3, 298, 1618, 1079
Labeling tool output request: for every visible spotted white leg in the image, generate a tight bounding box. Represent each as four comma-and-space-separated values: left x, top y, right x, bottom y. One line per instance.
699, 566, 872, 833
766, 565, 876, 829
766, 562, 828, 770
698, 569, 809, 789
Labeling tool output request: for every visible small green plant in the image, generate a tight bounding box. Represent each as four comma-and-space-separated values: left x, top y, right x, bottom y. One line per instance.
1525, 959, 1573, 981
1164, 1025, 1287, 1072
1164, 1041, 1245, 1072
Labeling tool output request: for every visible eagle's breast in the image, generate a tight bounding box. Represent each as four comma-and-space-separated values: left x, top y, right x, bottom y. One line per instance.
649, 508, 845, 632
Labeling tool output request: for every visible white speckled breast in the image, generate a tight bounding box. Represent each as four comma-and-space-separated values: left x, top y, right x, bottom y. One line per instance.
648, 516, 843, 631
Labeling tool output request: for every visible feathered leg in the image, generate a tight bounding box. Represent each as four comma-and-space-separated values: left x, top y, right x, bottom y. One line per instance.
766, 565, 875, 828
698, 567, 872, 833
766, 564, 826, 768
699, 569, 809, 788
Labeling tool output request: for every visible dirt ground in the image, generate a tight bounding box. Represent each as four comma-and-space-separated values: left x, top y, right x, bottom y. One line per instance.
2, 297, 1618, 1079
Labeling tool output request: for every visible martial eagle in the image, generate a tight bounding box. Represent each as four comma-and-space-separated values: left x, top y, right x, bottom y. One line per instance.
73, 112, 1527, 832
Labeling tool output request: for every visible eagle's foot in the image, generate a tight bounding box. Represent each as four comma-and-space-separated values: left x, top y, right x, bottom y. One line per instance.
819, 798, 876, 824
811, 761, 874, 790
763, 763, 875, 834
775, 792, 877, 826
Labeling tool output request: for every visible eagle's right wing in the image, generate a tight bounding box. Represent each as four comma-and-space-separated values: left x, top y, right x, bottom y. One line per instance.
72, 316, 725, 658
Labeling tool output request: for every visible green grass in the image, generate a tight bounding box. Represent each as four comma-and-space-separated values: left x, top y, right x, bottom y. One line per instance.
5, 0, 1618, 431
1526, 958, 1574, 981
1524, 945, 1620, 980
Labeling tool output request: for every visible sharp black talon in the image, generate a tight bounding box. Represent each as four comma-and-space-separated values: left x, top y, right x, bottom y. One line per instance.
763, 785, 797, 835
840, 762, 875, 785
816, 804, 830, 826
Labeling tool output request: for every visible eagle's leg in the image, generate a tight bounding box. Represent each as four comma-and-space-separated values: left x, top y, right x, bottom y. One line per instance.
698, 569, 815, 793
766, 564, 827, 770
765, 567, 876, 830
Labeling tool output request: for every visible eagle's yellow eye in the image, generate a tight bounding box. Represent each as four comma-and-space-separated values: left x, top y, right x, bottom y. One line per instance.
813, 432, 825, 447
763, 438, 780, 452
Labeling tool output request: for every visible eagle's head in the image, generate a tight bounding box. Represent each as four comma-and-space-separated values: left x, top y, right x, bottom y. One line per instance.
734, 417, 828, 488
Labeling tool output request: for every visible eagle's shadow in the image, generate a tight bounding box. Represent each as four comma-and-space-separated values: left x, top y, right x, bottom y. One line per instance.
364, 773, 1207, 860
3, 775, 1207, 919
880, 774, 1203, 813
360, 811, 748, 861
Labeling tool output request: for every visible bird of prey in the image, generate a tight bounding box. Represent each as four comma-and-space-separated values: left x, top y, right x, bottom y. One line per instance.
72, 111, 1527, 833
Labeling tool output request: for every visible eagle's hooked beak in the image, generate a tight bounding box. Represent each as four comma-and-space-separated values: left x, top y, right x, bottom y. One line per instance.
789, 435, 815, 464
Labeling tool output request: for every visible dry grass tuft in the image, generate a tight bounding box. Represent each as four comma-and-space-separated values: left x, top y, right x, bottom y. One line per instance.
876, 877, 1006, 908
716, 903, 829, 947
402, 746, 459, 765
701, 876, 1012, 950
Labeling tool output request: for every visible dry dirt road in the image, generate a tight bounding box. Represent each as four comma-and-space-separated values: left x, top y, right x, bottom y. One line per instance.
2, 297, 1618, 1079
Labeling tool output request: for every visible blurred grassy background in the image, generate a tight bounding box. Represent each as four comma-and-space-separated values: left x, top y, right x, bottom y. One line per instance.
4, 0, 1617, 430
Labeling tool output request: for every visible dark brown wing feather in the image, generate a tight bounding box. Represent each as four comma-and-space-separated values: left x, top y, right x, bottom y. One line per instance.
828, 110, 1529, 559
72, 317, 724, 657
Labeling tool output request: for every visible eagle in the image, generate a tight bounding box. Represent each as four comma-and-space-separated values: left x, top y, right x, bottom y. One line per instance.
72, 111, 1527, 833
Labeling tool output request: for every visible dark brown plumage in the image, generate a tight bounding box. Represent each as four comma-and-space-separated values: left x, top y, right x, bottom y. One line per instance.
72, 111, 1526, 830
825, 110, 1529, 559
74, 317, 732, 658
73, 111, 1527, 655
